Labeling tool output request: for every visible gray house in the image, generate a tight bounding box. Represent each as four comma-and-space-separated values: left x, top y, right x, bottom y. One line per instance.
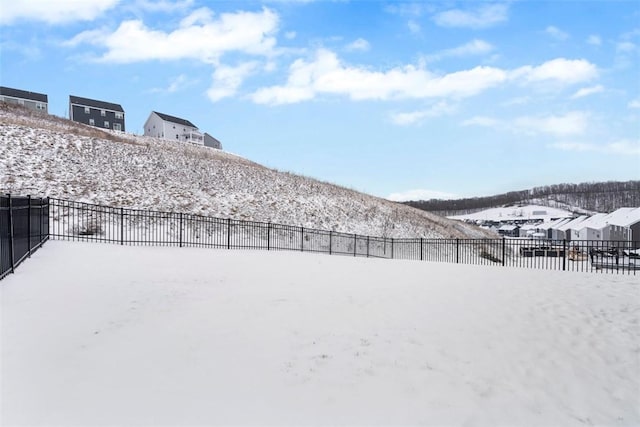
0, 86, 48, 113
204, 132, 223, 150
69, 95, 125, 132
144, 111, 204, 145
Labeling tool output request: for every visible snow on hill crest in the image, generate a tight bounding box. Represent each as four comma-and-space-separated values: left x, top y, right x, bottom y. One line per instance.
0, 105, 492, 239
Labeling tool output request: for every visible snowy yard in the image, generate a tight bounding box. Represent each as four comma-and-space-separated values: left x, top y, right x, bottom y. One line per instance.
1, 241, 639, 426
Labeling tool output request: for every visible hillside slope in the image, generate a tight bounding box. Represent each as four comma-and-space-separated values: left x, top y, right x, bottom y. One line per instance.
0, 105, 491, 239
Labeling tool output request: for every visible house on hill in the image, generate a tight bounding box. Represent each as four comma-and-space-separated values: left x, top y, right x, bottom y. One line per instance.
204, 132, 223, 150
144, 111, 203, 145
69, 95, 125, 131
0, 86, 48, 113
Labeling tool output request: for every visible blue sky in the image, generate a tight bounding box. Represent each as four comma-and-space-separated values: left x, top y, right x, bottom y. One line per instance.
1, 0, 639, 201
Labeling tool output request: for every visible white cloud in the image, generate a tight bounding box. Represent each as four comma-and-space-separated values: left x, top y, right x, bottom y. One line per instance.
251, 49, 509, 105
387, 189, 460, 202
616, 41, 636, 53
433, 4, 508, 29
207, 62, 259, 102
464, 111, 590, 137
390, 102, 456, 126
132, 0, 194, 13
551, 140, 640, 155
285, 31, 297, 40
345, 38, 370, 52
512, 58, 598, 85
570, 85, 604, 99
545, 26, 569, 41
514, 112, 589, 136
502, 96, 530, 106
66, 7, 279, 63
426, 39, 495, 62
628, 99, 640, 109
1, 0, 120, 25
250, 50, 598, 106
407, 20, 421, 35
150, 74, 197, 93
587, 35, 602, 46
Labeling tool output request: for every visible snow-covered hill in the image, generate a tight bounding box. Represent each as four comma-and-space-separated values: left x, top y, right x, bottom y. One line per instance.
0, 105, 491, 239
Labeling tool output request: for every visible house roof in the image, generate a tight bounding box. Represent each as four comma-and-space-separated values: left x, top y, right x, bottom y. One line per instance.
0, 86, 48, 103
153, 111, 197, 128
601, 207, 640, 227
541, 217, 572, 230
69, 95, 124, 112
557, 215, 588, 231
574, 213, 608, 231
498, 224, 519, 231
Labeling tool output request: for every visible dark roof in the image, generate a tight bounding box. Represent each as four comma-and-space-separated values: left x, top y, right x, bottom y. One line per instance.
0, 86, 48, 103
69, 95, 124, 112
153, 111, 197, 128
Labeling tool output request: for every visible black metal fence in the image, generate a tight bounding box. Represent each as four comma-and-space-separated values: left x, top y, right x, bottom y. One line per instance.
48, 198, 638, 275
0, 195, 50, 280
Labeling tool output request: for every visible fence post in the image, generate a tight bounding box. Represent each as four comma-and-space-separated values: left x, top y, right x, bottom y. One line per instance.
301, 227, 304, 252
502, 238, 505, 266
120, 207, 124, 245
456, 239, 459, 264
44, 197, 49, 242
367, 236, 370, 258
40, 197, 44, 243
420, 237, 423, 261
391, 238, 394, 259
563, 239, 567, 271
353, 234, 357, 257
179, 212, 183, 248
7, 194, 15, 274
27, 195, 32, 257
227, 218, 231, 249
267, 223, 271, 251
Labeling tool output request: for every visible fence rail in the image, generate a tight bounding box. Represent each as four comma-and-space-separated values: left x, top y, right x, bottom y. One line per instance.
48, 198, 638, 275
0, 195, 50, 280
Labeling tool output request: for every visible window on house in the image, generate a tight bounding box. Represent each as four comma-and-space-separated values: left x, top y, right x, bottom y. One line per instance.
89, 119, 95, 125
104, 121, 109, 128
101, 110, 106, 117
84, 107, 90, 114
115, 112, 123, 119
113, 123, 122, 131
36, 103, 45, 110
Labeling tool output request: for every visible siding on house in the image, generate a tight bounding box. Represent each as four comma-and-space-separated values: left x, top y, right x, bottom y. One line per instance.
204, 133, 222, 149
69, 95, 125, 131
143, 111, 203, 144
0, 86, 48, 113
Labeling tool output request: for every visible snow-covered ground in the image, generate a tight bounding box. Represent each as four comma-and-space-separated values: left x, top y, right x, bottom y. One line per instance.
0, 106, 491, 239
449, 204, 574, 223
2, 241, 638, 426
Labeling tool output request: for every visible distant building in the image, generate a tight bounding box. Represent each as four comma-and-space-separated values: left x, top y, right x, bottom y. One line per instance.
144, 111, 203, 145
0, 86, 48, 113
204, 132, 223, 150
497, 224, 519, 237
69, 95, 125, 131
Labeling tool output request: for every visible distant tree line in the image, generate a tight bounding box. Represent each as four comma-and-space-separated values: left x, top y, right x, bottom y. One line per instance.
403, 181, 640, 216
